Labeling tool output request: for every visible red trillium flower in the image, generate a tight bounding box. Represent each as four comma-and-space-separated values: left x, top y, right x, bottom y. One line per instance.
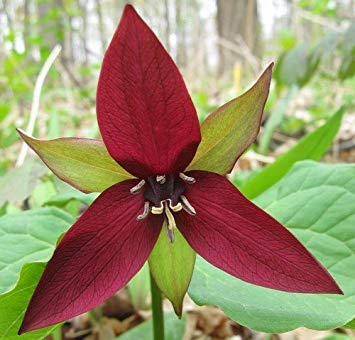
19, 5, 342, 334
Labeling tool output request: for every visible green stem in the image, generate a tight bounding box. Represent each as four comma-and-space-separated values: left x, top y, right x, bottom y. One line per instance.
150, 272, 165, 340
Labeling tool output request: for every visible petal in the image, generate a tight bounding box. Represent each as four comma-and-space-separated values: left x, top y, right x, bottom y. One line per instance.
176, 171, 342, 294
96, 5, 201, 178
19, 180, 162, 333
18, 129, 132, 193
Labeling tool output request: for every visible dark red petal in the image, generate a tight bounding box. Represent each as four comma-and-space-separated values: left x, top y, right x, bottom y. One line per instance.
176, 171, 342, 294
96, 5, 201, 178
19, 180, 162, 333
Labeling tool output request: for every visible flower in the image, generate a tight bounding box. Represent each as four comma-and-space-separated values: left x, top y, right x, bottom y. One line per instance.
19, 4, 342, 334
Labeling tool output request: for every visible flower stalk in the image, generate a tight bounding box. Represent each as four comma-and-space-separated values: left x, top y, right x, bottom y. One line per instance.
150, 272, 165, 340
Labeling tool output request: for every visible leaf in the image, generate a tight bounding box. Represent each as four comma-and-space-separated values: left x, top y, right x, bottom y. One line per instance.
18, 129, 133, 193
189, 161, 355, 333
240, 107, 345, 199
258, 85, 298, 154
0, 208, 74, 294
343, 318, 355, 329
30, 179, 57, 208
128, 262, 150, 310
275, 43, 319, 87
149, 227, 195, 316
338, 22, 355, 80
0, 161, 47, 205
118, 313, 186, 340
188, 63, 273, 175
0, 262, 60, 339
312, 32, 340, 63
47, 178, 99, 207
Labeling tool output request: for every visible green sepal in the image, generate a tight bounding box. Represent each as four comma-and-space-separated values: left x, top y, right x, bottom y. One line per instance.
188, 63, 273, 174
148, 226, 195, 316
18, 129, 133, 193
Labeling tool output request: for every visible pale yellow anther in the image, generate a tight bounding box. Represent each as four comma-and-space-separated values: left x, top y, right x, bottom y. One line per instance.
151, 202, 164, 214
167, 199, 183, 212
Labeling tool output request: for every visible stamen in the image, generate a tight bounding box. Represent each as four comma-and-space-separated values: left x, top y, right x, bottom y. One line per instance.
137, 201, 150, 221
179, 173, 196, 184
130, 179, 146, 194
180, 195, 196, 215
151, 201, 164, 214
156, 175, 166, 184
167, 199, 183, 212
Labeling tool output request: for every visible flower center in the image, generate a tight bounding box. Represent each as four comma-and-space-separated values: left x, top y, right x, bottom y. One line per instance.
130, 173, 196, 242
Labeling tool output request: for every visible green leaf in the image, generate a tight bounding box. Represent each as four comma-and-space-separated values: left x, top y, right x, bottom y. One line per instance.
30, 179, 57, 208
189, 161, 355, 333
47, 178, 99, 207
275, 43, 319, 87
0, 161, 47, 205
0, 208, 74, 294
149, 227, 195, 316
188, 63, 273, 174
312, 32, 340, 63
338, 23, 355, 80
343, 318, 355, 329
118, 313, 186, 340
128, 262, 150, 310
258, 85, 298, 154
18, 129, 133, 193
0, 262, 60, 339
240, 107, 345, 199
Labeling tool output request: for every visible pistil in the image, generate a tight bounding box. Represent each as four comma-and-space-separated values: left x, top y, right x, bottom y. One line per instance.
131, 173, 196, 242
164, 201, 176, 241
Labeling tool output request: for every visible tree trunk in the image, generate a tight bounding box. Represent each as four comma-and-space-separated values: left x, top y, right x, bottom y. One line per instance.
163, 0, 171, 51
78, 0, 89, 66
175, 0, 187, 67
95, 0, 106, 54
216, 0, 261, 79
23, 0, 30, 51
